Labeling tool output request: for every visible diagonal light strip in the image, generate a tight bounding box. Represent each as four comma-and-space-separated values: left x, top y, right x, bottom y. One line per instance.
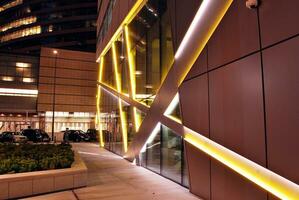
96, 58, 104, 147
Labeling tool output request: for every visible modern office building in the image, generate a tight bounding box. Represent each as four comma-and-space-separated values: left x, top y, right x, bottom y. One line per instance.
96, 0, 299, 200
0, 0, 97, 54
0, 48, 98, 134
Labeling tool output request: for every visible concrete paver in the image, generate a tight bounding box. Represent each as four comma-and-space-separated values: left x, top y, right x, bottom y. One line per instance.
23, 143, 200, 200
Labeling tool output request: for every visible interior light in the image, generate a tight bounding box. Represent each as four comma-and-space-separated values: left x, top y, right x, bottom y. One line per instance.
53, 50, 58, 55
0, 88, 38, 95
16, 62, 31, 68
140, 122, 161, 153
135, 70, 142, 75
2, 76, 14, 81
23, 78, 34, 83
144, 85, 153, 89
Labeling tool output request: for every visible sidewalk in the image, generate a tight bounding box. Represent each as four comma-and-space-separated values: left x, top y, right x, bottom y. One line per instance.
23, 143, 200, 200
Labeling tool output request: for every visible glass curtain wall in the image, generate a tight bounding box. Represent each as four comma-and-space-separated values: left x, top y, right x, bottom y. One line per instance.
100, 88, 123, 156
127, 0, 173, 106
139, 124, 189, 187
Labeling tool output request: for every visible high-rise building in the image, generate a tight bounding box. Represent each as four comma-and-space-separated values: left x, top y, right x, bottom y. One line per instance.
0, 0, 97, 54
96, 0, 299, 200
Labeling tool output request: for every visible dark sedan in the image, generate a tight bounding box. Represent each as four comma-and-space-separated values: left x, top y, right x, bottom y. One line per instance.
0, 132, 14, 143
21, 129, 50, 143
63, 130, 90, 142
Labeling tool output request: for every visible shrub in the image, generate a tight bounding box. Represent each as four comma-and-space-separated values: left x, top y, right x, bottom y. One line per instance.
0, 144, 74, 175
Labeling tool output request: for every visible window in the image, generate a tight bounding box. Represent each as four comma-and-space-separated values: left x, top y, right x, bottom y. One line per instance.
0, 16, 37, 32
0, 0, 23, 12
139, 124, 189, 187
0, 26, 41, 42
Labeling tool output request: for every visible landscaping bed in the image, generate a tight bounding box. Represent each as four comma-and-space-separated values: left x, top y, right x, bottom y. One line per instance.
0, 143, 74, 175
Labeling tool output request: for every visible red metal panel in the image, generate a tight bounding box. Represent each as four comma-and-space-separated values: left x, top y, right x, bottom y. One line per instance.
259, 0, 299, 47
185, 48, 208, 80
209, 53, 266, 166
263, 36, 299, 185
211, 160, 267, 200
208, 1, 259, 70
180, 74, 209, 136
175, 0, 202, 50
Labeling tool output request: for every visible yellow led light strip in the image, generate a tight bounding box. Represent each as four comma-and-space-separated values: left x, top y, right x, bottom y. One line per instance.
97, 58, 104, 147
112, 42, 128, 152
96, 0, 148, 62
177, 0, 233, 86
184, 127, 299, 200
124, 26, 136, 99
124, 25, 142, 132
163, 93, 182, 124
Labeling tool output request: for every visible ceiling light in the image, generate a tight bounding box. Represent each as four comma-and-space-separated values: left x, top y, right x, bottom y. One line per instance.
16, 62, 31, 68
2, 76, 14, 81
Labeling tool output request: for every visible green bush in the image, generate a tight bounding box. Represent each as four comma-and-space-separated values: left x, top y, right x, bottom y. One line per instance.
0, 144, 74, 174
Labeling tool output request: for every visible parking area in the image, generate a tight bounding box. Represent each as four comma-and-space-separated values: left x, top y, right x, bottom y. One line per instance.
23, 143, 200, 200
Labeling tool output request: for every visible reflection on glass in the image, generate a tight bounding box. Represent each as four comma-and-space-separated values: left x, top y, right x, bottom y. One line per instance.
146, 129, 161, 173
139, 123, 189, 188
161, 125, 182, 183
126, 0, 172, 106
100, 88, 123, 156
116, 33, 130, 95
102, 49, 117, 90
183, 150, 190, 187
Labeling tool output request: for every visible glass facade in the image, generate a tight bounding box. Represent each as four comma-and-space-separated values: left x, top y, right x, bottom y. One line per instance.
97, 0, 188, 188
126, 0, 174, 106
139, 124, 189, 187
100, 88, 124, 156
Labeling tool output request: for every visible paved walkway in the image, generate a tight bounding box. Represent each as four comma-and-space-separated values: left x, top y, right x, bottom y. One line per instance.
23, 143, 200, 200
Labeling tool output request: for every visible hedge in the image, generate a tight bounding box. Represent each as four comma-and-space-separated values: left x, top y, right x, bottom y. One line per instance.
0, 143, 74, 174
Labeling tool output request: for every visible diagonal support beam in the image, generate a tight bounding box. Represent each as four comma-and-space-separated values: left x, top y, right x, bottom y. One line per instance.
125, 0, 233, 160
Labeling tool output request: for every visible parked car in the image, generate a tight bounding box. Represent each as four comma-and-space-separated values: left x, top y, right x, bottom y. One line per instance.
86, 129, 98, 141
0, 132, 14, 143
21, 129, 50, 143
35, 129, 51, 142
12, 132, 28, 143
21, 129, 42, 142
64, 130, 90, 142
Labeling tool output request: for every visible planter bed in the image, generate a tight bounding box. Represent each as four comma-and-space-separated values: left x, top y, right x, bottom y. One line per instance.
0, 149, 87, 199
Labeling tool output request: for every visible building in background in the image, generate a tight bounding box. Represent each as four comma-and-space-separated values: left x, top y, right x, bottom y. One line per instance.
0, 0, 99, 134
0, 52, 39, 132
0, 48, 98, 134
0, 0, 97, 55
38, 47, 97, 133
96, 0, 299, 200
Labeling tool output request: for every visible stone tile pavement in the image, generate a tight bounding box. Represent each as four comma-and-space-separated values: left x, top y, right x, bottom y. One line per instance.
22, 143, 200, 200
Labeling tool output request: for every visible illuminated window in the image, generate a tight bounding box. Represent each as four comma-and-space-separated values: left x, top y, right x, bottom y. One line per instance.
1, 76, 14, 82
22, 77, 34, 83
0, 88, 38, 97
0, 26, 41, 42
16, 62, 31, 68
0, 16, 37, 32
0, 0, 23, 12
